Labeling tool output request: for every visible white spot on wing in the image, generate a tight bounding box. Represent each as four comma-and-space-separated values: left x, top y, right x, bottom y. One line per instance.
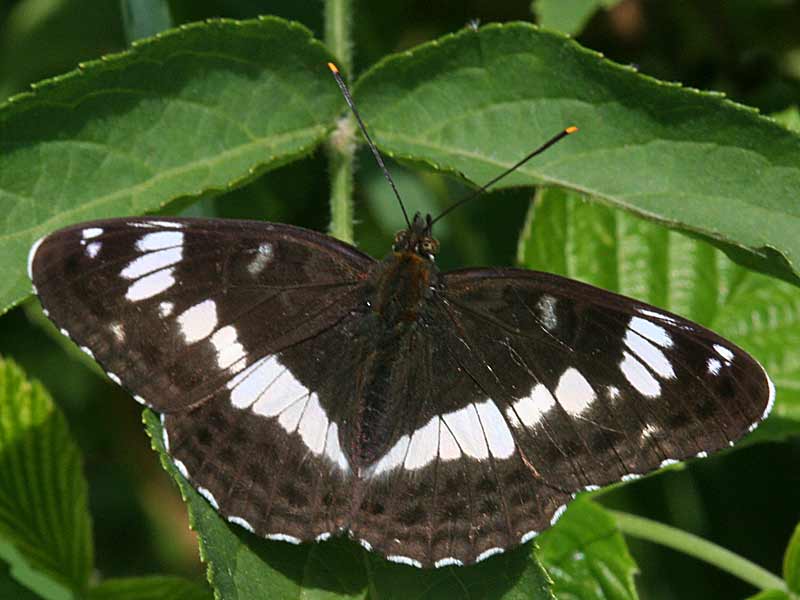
713, 344, 735, 362
536, 294, 558, 330
266, 533, 301, 544
158, 301, 174, 317
174, 459, 189, 478
324, 422, 350, 472
198, 486, 219, 510
148, 220, 185, 229
660, 458, 679, 468
370, 434, 410, 477
404, 416, 440, 470
476, 547, 504, 562
620, 352, 661, 398
110, 322, 125, 342
316, 532, 331, 542
210, 326, 246, 370
125, 267, 176, 301
762, 373, 776, 421
120, 246, 183, 279
640, 422, 661, 440
358, 539, 372, 551
79, 346, 94, 359
629, 316, 673, 348
81, 227, 103, 239
386, 555, 422, 568
507, 384, 556, 429
555, 368, 596, 416
442, 404, 489, 460
474, 399, 515, 459
177, 299, 218, 343
27, 236, 45, 280
707, 357, 722, 375
550, 504, 568, 525
228, 516, 254, 533
228, 356, 279, 408
107, 372, 121, 385
85, 241, 101, 259
248, 242, 274, 275
253, 363, 310, 417
277, 394, 309, 433
637, 307, 678, 326
136, 231, 184, 252
438, 420, 461, 460
297, 394, 329, 455
624, 328, 675, 379
520, 530, 539, 543
435, 557, 463, 568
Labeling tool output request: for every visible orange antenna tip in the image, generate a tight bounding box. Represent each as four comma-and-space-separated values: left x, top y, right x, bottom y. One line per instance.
327, 62, 339, 74
565, 125, 578, 134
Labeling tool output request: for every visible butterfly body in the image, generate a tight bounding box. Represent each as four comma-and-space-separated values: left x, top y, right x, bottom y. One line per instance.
29, 215, 773, 568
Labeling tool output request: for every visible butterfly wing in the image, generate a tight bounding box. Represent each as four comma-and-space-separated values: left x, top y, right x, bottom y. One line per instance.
30, 217, 376, 540
345, 266, 773, 567
29, 218, 373, 411
437, 267, 772, 524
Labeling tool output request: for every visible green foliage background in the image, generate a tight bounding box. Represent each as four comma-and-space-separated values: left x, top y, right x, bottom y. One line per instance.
0, 1, 799, 599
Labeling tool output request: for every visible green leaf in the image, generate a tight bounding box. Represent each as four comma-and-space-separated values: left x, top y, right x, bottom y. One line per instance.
784, 522, 800, 594
773, 106, 800, 134
0, 0, 124, 100
143, 410, 555, 599
0, 358, 92, 596
0, 16, 342, 315
518, 187, 800, 427
534, 0, 623, 36
746, 591, 792, 600
0, 558, 45, 600
0, 538, 74, 600
88, 576, 211, 600
538, 497, 639, 600
354, 23, 800, 286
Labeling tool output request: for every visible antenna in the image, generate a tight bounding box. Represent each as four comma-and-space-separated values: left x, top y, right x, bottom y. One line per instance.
430, 126, 578, 225
328, 62, 412, 229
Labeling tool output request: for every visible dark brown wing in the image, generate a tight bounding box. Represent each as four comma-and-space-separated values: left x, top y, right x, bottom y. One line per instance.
342, 266, 772, 567
30, 217, 375, 541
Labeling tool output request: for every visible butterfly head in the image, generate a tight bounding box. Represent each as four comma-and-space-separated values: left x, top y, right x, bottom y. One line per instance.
393, 212, 439, 261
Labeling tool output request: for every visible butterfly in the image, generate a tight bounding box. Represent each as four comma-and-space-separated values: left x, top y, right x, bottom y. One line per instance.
27, 65, 774, 569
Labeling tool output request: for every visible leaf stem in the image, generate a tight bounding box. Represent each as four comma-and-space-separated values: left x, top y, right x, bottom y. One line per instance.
610, 510, 787, 593
325, 0, 356, 243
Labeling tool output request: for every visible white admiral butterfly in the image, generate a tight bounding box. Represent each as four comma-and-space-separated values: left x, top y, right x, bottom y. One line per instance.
28, 64, 774, 569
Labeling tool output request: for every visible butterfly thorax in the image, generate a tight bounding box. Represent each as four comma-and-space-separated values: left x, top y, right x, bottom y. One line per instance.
369, 212, 440, 327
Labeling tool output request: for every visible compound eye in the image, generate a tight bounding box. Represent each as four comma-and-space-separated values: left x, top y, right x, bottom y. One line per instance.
419, 238, 438, 256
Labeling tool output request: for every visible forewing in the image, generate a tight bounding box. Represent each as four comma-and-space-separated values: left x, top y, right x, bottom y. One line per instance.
29, 217, 373, 412
439, 267, 773, 500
